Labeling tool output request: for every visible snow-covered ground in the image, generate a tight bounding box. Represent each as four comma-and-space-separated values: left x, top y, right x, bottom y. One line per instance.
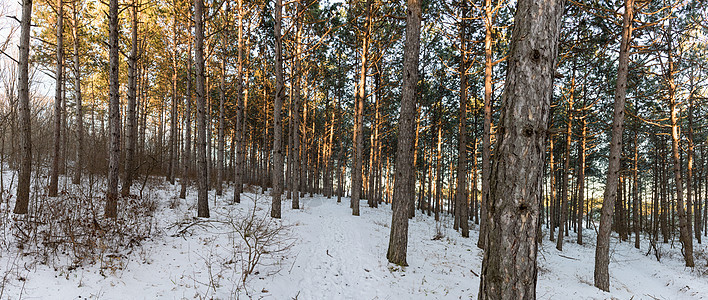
1, 178, 707, 299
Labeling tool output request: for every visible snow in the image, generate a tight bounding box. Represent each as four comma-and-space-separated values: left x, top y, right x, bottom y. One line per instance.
1, 177, 708, 299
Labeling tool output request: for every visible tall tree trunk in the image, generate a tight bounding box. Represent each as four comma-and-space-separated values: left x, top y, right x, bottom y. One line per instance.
105, 0, 121, 218
478, 0, 493, 249
217, 57, 226, 196
557, 78, 573, 251
387, 0, 421, 266
664, 8, 693, 266
71, 0, 83, 185
168, 4, 179, 185
299, 91, 308, 199
577, 114, 586, 245
122, 0, 139, 196
633, 131, 640, 249
290, 0, 303, 209
287, 82, 293, 200
271, 0, 284, 218
594, 0, 633, 291
701, 144, 708, 237
652, 143, 658, 241
195, 0, 209, 217
233, 0, 245, 204
49, 0, 63, 197
435, 111, 443, 221
368, 68, 380, 206
661, 143, 669, 243
336, 85, 344, 203
668, 65, 693, 267
14, 0, 33, 215
180, 36, 193, 200
410, 108, 421, 218
472, 130, 479, 224
693, 118, 702, 243
687, 74, 697, 244
326, 91, 336, 199
352, 0, 373, 216
61, 65, 67, 176
456, 0, 469, 238
549, 134, 556, 241
374, 67, 383, 205
478, 1, 564, 298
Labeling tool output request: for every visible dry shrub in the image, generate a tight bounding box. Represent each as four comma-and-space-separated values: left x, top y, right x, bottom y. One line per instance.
227, 194, 293, 285
168, 193, 294, 297
10, 185, 158, 273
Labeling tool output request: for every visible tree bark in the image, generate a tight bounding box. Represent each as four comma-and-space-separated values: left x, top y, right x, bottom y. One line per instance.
456, 0, 469, 238
689, 76, 701, 243
271, 0, 284, 218
669, 73, 693, 267
633, 131, 640, 249
326, 90, 336, 199
478, 0, 493, 249
168, 4, 179, 185
557, 78, 573, 251
121, 0, 139, 197
290, 0, 303, 209
14, 0, 33, 215
577, 114, 586, 245
233, 0, 245, 204
180, 36, 193, 200
549, 134, 556, 241
387, 0, 421, 267
352, 0, 373, 216
71, 0, 83, 185
478, 0, 564, 298
216, 59, 225, 196
594, 0, 633, 291
195, 0, 209, 217
105, 0, 121, 218
661, 143, 669, 243
49, 0, 63, 197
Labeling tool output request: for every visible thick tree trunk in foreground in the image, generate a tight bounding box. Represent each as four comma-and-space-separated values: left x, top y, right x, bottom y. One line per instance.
14, 0, 33, 215
271, 0, 284, 218
478, 0, 563, 298
195, 0, 209, 217
594, 0, 634, 291
387, 0, 421, 266
105, 0, 121, 218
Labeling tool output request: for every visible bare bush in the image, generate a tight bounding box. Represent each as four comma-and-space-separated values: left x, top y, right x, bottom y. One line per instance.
167, 192, 294, 296
8, 180, 158, 273
224, 193, 293, 289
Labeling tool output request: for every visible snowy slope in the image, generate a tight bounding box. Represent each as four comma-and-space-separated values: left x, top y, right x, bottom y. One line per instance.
1, 181, 707, 300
